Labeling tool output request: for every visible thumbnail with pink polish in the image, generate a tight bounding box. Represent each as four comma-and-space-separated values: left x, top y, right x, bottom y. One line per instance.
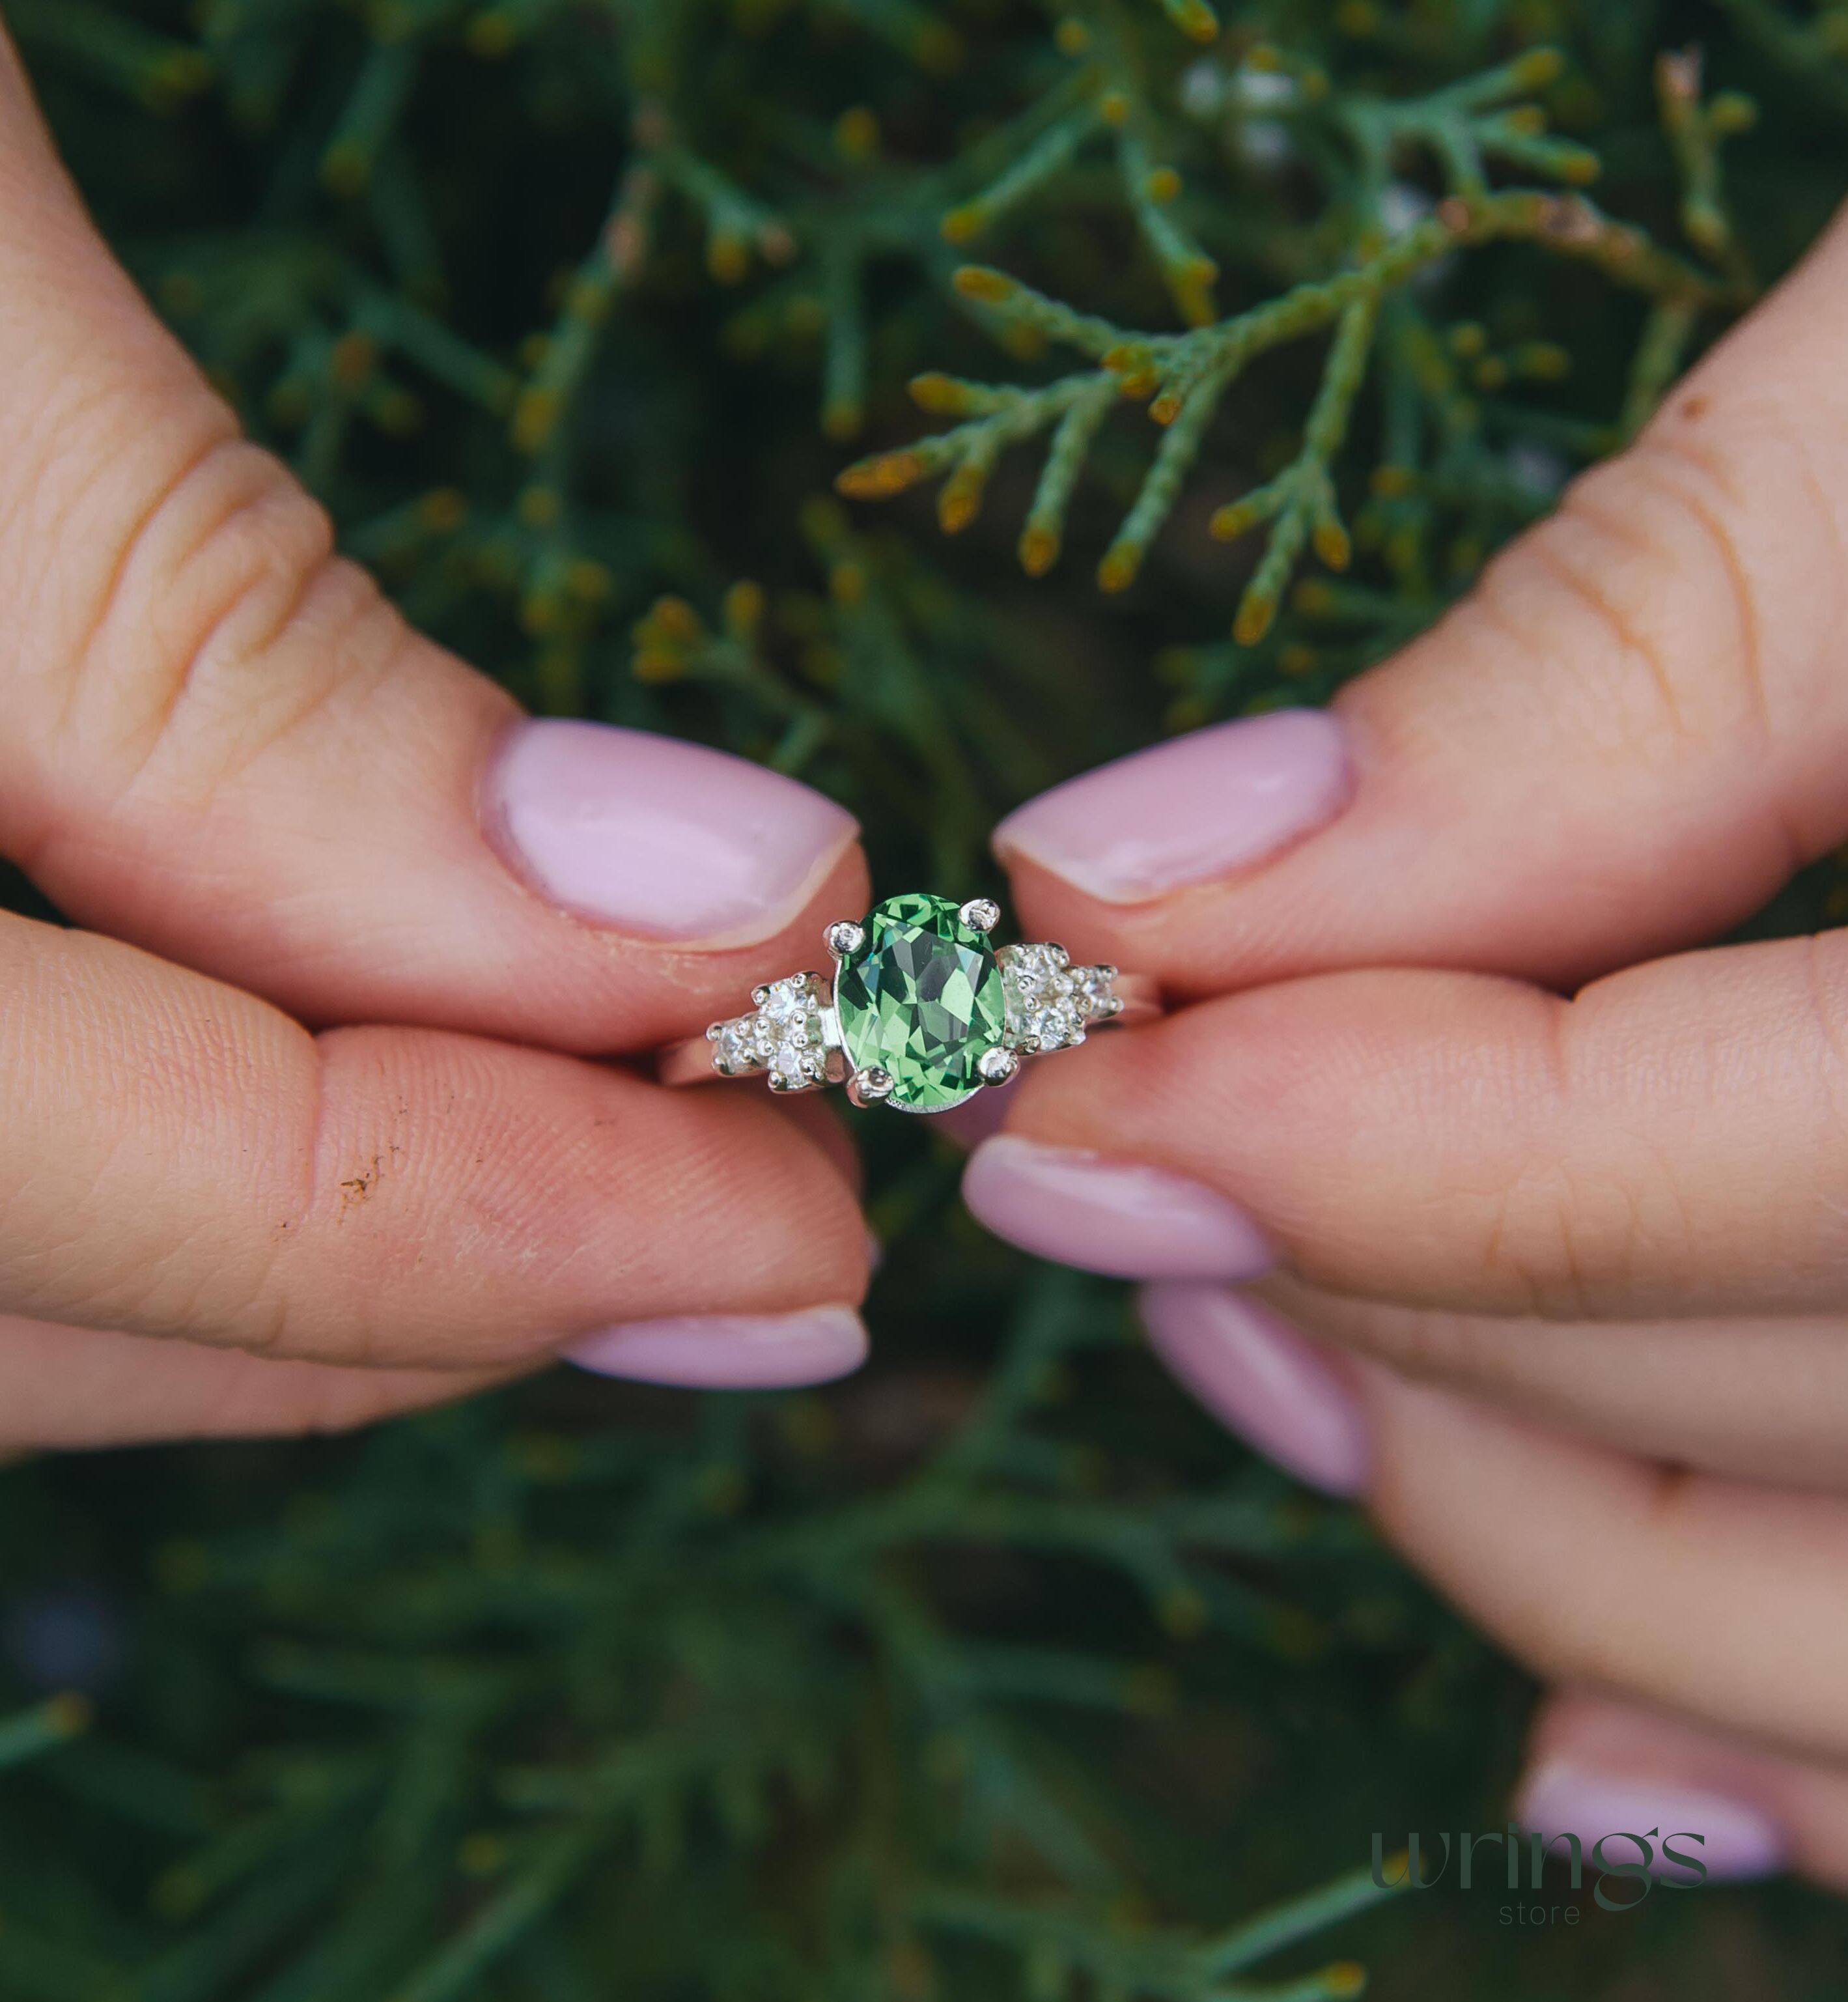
1516, 1760, 1786, 1883
565, 1307, 869, 1390
993, 708, 1351, 903
961, 1136, 1273, 1281
485, 718, 857, 944
1138, 1283, 1370, 1498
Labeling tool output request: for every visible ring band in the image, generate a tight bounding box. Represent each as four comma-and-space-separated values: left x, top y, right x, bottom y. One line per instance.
658, 892, 1159, 1114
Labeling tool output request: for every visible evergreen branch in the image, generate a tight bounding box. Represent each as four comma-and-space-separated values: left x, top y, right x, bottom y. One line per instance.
320, 38, 419, 193
845, 186, 1736, 637
1099, 354, 1239, 591
1213, 292, 1377, 643
5, 0, 210, 107
948, 264, 1141, 359
1197, 1861, 1408, 1976
1020, 375, 1117, 574
0, 1695, 89, 1772
1340, 46, 1599, 198
511, 162, 657, 455
1713, 0, 1848, 115
655, 142, 797, 283
1117, 131, 1219, 325
1656, 48, 1757, 283
914, 1880, 1378, 2000
820, 243, 869, 439
1154, 0, 1220, 43
942, 101, 1107, 244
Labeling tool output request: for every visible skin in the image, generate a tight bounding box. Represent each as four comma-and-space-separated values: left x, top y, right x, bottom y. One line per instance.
0, 29, 871, 1447
14, 10, 1848, 1893
993, 199, 1848, 1888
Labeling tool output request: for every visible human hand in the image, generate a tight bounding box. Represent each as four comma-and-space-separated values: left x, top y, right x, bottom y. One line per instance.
967, 201, 1848, 1889
0, 31, 873, 1451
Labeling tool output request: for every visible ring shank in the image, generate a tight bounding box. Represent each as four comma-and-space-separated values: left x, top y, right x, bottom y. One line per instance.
657, 971, 1162, 1088
1102, 970, 1162, 1030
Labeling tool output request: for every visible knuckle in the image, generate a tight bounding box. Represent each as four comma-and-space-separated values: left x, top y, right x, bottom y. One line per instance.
1450, 987, 1707, 1321
1466, 1157, 1600, 1318
1334, 1300, 1513, 1388
42, 431, 407, 821
1469, 1124, 1697, 1321
1464, 437, 1793, 804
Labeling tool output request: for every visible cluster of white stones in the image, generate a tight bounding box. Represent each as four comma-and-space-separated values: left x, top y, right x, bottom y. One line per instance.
707, 973, 831, 1092
997, 943, 1121, 1053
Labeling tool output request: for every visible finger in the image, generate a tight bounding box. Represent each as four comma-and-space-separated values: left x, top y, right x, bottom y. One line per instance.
0, 911, 869, 1374
0, 32, 862, 1051
996, 203, 1848, 998
968, 930, 1848, 1319
1134, 1291, 1848, 1758
1251, 1271, 1848, 1493
0, 1316, 507, 1452
1362, 1370, 1848, 1764
1517, 1690, 1848, 1893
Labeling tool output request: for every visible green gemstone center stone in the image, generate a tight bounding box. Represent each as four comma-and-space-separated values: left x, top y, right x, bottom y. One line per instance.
834, 893, 1005, 1110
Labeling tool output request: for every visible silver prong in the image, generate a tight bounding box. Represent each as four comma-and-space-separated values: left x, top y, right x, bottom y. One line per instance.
845, 1065, 895, 1108
751, 984, 770, 1008
1046, 942, 1070, 970
824, 920, 865, 961
959, 897, 1001, 934
977, 1045, 1019, 1087
705, 1022, 723, 1041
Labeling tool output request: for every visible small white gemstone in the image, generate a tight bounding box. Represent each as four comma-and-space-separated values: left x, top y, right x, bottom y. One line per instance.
1001, 948, 1117, 1054
714, 973, 827, 1082
762, 976, 811, 1022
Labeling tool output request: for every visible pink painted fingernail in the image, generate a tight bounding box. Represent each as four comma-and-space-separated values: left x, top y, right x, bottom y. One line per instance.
485, 720, 858, 946
1138, 1283, 1369, 1497
962, 1136, 1273, 1281
993, 709, 1351, 903
564, 1306, 868, 1389
1515, 1760, 1786, 1883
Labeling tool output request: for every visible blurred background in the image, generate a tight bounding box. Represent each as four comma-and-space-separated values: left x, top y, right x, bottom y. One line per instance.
3, 0, 1847, 1994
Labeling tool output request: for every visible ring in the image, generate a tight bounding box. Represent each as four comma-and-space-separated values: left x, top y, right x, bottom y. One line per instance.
658, 892, 1160, 1113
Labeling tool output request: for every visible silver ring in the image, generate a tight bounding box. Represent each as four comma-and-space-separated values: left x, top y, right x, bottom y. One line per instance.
658, 892, 1160, 1114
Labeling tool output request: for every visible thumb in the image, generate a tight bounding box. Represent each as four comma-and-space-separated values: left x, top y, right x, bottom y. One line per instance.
996, 201, 1848, 998
0, 29, 863, 1053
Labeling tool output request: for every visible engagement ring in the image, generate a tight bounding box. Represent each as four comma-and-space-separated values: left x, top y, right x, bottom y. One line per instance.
658, 892, 1159, 1113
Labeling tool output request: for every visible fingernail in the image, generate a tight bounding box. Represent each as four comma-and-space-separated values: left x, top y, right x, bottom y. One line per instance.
486, 720, 858, 946
564, 1306, 868, 1390
1515, 1760, 1786, 1883
962, 1135, 1272, 1281
1137, 1282, 1369, 1497
993, 709, 1351, 903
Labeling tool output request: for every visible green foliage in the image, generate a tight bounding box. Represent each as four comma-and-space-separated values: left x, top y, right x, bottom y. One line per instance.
4, 0, 1848, 1997
839, 44, 1749, 644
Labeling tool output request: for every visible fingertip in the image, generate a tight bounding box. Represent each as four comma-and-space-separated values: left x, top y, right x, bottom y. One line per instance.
962, 1135, 1273, 1281
992, 709, 1353, 908
1512, 1738, 1788, 1885
482, 718, 863, 953
1137, 1282, 1371, 1497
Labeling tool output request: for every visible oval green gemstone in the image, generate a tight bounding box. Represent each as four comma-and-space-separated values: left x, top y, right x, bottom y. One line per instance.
834, 893, 1005, 1110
